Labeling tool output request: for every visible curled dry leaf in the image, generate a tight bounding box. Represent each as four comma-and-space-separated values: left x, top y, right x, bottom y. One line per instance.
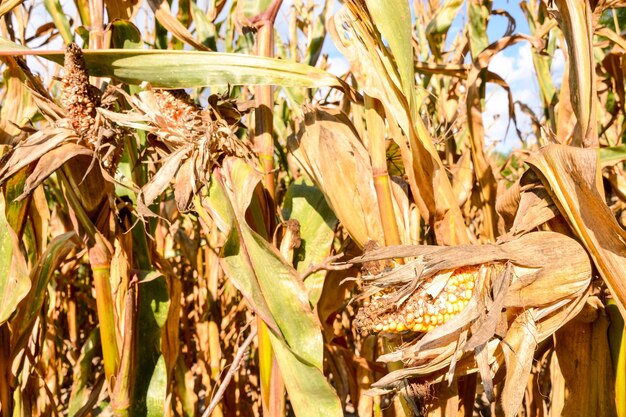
288, 105, 412, 248
106, 87, 254, 216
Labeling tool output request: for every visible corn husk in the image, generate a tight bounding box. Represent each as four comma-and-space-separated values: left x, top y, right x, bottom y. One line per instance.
351, 231, 592, 415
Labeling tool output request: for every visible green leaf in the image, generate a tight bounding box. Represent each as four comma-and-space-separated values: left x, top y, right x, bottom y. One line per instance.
269, 331, 343, 417
146, 355, 168, 417
68, 329, 102, 417
282, 178, 337, 305
425, 0, 465, 36
600, 145, 626, 166
132, 273, 170, 415
206, 162, 344, 416
190, 2, 217, 50
238, 0, 273, 19
206, 159, 324, 368
11, 232, 78, 346
43, 0, 73, 44
0, 38, 345, 90
174, 357, 196, 417
109, 20, 143, 49
0, 193, 30, 325
468, 0, 490, 57
364, 0, 416, 117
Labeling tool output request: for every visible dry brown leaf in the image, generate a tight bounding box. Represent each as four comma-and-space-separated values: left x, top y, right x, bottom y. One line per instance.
147, 0, 211, 51
138, 147, 189, 217
501, 310, 538, 417
288, 106, 385, 248
21, 143, 93, 198
527, 144, 626, 318
0, 127, 76, 186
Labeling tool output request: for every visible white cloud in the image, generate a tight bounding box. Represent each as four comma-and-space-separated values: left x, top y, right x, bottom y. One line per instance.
488, 43, 536, 84
551, 48, 566, 87
484, 43, 546, 150
324, 54, 350, 77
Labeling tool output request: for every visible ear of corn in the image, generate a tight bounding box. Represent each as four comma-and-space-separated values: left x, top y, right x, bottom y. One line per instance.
353, 231, 592, 391
356, 266, 477, 334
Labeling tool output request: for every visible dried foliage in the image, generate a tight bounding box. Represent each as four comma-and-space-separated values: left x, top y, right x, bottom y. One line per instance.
0, 0, 625, 417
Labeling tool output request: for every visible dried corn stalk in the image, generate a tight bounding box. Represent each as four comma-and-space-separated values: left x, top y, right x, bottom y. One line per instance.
352, 231, 592, 416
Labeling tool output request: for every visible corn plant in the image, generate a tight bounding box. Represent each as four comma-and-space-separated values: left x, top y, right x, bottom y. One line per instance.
0, 0, 624, 416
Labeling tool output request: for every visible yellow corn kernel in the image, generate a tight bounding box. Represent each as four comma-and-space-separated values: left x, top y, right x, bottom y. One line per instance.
448, 294, 458, 303
416, 316, 424, 323
382, 324, 389, 332
406, 313, 415, 322
375, 323, 384, 332
413, 323, 424, 332
389, 322, 397, 331
436, 314, 444, 324
443, 313, 450, 322
464, 289, 473, 300
424, 315, 431, 324
396, 323, 406, 332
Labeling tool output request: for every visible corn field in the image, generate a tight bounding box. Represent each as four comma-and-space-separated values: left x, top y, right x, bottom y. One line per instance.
0, 0, 625, 415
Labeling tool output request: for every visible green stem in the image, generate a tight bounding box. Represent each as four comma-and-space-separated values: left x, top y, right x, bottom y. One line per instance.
59, 169, 119, 389
251, 3, 284, 415
92, 266, 120, 388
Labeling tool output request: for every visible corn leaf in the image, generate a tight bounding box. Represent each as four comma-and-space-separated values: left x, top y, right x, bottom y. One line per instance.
288, 106, 385, 248
68, 330, 103, 417
607, 301, 626, 417
0, 193, 30, 325
132, 274, 170, 415
269, 331, 343, 417
425, 0, 465, 37
0, 37, 346, 90
554, 0, 597, 146
205, 158, 342, 417
364, 0, 416, 117
146, 355, 168, 417
282, 178, 338, 305
44, 0, 73, 44
0, 0, 22, 17
10, 232, 78, 347
147, 0, 210, 51
600, 145, 626, 166
527, 144, 626, 317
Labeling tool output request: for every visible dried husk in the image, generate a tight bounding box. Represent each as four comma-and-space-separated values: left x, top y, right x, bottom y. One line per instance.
352, 231, 592, 406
